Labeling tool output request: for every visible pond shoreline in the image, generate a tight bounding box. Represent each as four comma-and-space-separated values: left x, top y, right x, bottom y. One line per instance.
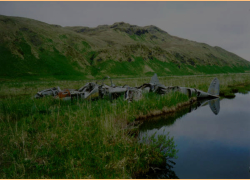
1, 78, 250, 178
132, 83, 250, 178
135, 82, 250, 122
138, 90, 250, 178
135, 97, 197, 121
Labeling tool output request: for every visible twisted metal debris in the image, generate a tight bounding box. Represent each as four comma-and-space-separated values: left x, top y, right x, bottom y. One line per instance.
35, 73, 220, 102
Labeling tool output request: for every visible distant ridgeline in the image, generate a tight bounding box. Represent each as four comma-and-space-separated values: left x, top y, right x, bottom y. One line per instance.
1, 15, 250, 81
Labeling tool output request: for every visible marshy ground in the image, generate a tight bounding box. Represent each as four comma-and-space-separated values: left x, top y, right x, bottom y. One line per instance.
0, 73, 250, 178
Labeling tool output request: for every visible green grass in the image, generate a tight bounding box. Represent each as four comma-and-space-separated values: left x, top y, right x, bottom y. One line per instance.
0, 92, 185, 178
129, 34, 146, 41
220, 84, 250, 98
82, 41, 91, 49
0, 39, 84, 81
1, 34, 250, 82
1, 73, 250, 178
59, 34, 67, 39
84, 57, 250, 79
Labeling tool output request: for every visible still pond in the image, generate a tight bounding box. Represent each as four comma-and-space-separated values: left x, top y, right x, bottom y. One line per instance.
139, 92, 250, 179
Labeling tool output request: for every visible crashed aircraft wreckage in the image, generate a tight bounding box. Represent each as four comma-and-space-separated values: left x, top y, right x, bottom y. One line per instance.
141, 73, 220, 99
34, 74, 220, 102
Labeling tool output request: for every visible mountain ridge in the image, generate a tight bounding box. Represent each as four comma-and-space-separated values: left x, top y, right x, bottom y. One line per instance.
0, 15, 250, 81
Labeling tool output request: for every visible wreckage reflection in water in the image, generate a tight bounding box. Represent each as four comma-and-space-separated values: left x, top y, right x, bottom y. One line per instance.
139, 92, 250, 179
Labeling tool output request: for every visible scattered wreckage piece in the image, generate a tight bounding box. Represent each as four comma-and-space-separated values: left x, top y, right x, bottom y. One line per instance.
34, 87, 61, 99
78, 82, 99, 100
98, 76, 127, 100
97, 76, 143, 101
54, 83, 100, 101
124, 87, 142, 102
108, 86, 128, 100
137, 73, 167, 94
57, 89, 84, 100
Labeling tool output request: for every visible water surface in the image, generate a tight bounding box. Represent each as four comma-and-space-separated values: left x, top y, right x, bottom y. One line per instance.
139, 92, 250, 179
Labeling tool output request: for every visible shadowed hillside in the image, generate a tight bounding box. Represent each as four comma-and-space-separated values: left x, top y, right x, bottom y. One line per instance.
1, 15, 250, 81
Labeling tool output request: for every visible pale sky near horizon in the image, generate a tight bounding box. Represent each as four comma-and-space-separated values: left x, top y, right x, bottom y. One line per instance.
0, 2, 250, 61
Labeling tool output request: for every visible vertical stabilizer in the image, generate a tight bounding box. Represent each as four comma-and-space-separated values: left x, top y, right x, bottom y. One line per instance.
150, 73, 160, 85
208, 78, 220, 96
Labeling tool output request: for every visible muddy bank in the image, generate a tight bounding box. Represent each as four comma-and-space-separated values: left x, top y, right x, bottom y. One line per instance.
135, 97, 197, 120
134, 83, 249, 121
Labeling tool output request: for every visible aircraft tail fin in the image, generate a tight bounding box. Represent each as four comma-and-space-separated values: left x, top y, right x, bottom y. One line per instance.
207, 78, 220, 96
150, 73, 160, 85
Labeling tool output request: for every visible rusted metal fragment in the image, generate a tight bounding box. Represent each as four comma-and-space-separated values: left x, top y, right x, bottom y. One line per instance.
58, 89, 71, 101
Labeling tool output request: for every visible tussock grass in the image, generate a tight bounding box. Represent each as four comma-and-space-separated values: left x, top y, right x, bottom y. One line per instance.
0, 92, 183, 178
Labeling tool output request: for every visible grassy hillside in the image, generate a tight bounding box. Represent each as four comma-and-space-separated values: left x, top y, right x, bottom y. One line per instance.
1, 15, 250, 81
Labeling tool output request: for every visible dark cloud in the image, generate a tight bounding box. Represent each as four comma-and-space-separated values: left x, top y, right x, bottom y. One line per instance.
0, 1, 249, 61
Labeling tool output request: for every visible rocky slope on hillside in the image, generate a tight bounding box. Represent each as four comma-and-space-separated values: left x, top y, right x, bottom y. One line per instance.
0, 15, 249, 80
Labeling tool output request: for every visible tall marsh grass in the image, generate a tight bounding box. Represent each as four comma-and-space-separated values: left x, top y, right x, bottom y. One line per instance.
1, 73, 250, 178
0, 92, 184, 178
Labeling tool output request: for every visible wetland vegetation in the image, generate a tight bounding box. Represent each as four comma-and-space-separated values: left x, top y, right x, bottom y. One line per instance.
1, 14, 250, 179
0, 73, 250, 178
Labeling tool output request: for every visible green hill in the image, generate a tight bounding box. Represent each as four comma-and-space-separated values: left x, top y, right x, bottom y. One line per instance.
1, 15, 250, 81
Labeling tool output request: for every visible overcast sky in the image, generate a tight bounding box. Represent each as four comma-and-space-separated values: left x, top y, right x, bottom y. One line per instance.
1, 2, 250, 61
